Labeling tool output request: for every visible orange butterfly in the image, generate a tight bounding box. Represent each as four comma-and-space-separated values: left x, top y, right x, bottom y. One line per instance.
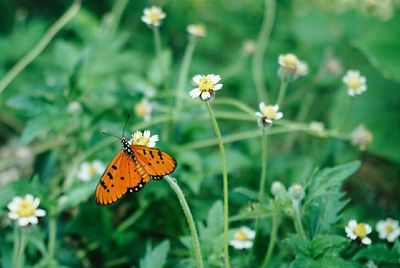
95, 130, 177, 205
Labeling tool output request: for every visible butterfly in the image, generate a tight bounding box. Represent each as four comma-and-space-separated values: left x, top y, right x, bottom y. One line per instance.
95, 131, 177, 205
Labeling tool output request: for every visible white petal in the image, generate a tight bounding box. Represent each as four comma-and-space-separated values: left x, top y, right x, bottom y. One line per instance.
214, 83, 223, 91
189, 88, 201, 98
29, 216, 38, 225
348, 220, 357, 229
347, 89, 355, 96
25, 194, 34, 203
201, 91, 211, 100
365, 224, 372, 234
143, 130, 151, 139
259, 102, 266, 111
8, 212, 19, 220
275, 112, 283, 120
18, 217, 30, 227
92, 160, 105, 174
192, 75, 202, 85
208, 74, 221, 84
255, 112, 264, 118
35, 209, 46, 217
361, 237, 371, 245
273, 105, 279, 111
33, 197, 40, 208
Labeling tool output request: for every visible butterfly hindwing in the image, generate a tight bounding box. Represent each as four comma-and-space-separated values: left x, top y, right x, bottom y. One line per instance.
95, 151, 147, 205
132, 145, 177, 180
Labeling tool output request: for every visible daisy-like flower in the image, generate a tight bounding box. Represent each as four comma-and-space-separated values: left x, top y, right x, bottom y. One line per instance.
278, 53, 308, 80
345, 219, 372, 245
309, 121, 325, 136
7, 194, 46, 226
288, 183, 305, 202
131, 130, 159, 148
189, 74, 223, 101
343, 70, 367, 96
135, 98, 153, 122
229, 226, 256, 250
141, 6, 166, 27
255, 103, 283, 127
376, 218, 400, 242
187, 24, 206, 38
351, 124, 373, 151
77, 160, 105, 182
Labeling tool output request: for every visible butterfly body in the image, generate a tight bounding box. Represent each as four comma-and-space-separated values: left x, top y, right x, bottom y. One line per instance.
95, 137, 176, 205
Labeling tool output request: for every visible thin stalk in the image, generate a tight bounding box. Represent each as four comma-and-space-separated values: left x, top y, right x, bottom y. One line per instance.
0, 0, 81, 94
276, 79, 289, 107
204, 102, 230, 268
113, 204, 147, 236
213, 98, 256, 116
176, 38, 197, 113
153, 27, 168, 91
12, 226, 20, 268
292, 200, 306, 239
164, 176, 203, 268
16, 228, 27, 268
108, 0, 129, 37
47, 217, 57, 264
258, 128, 268, 202
251, 0, 276, 102
261, 216, 280, 268
339, 97, 354, 131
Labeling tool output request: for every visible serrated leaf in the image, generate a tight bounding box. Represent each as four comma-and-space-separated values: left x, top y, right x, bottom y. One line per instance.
353, 244, 399, 264
139, 240, 170, 268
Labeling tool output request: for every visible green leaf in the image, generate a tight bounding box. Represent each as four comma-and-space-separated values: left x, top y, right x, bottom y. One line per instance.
56, 180, 98, 213
139, 240, 170, 268
304, 161, 360, 237
291, 256, 358, 268
308, 235, 349, 258
353, 244, 399, 264
354, 15, 400, 83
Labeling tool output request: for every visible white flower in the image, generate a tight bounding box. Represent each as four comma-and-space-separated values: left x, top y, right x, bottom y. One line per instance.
7, 194, 46, 226
255, 103, 283, 127
189, 74, 223, 101
78, 160, 105, 182
309, 121, 325, 136
345, 219, 372, 245
376, 218, 400, 242
229, 226, 256, 250
187, 24, 206, 38
288, 183, 305, 202
366, 260, 378, 268
351, 124, 373, 151
141, 6, 166, 27
343, 70, 367, 96
135, 98, 153, 122
67, 101, 82, 114
278, 53, 308, 80
131, 130, 159, 148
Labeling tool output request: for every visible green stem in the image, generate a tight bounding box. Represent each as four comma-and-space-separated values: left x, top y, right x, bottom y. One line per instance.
204, 102, 230, 268
176, 38, 197, 113
164, 176, 203, 268
16, 228, 27, 268
261, 216, 280, 268
0, 0, 81, 95
108, 0, 129, 37
113, 204, 147, 236
276, 79, 289, 107
251, 0, 276, 102
258, 128, 268, 202
213, 98, 256, 116
12, 226, 20, 268
153, 27, 168, 91
47, 217, 57, 264
292, 200, 306, 239
340, 97, 354, 131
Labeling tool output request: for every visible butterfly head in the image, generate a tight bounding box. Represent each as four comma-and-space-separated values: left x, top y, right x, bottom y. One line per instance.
121, 137, 133, 155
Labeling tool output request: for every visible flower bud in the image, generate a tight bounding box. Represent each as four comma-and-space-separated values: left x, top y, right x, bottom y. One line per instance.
288, 183, 305, 202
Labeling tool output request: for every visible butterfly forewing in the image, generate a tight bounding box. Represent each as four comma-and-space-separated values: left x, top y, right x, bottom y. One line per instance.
96, 151, 147, 205
132, 145, 177, 178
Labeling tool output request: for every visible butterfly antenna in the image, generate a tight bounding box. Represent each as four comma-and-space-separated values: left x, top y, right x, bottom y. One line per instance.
122, 114, 131, 138
102, 131, 121, 140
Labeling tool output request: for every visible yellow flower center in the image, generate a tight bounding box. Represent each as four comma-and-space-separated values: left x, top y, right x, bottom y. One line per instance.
135, 102, 149, 117
262, 106, 277, 119
198, 77, 214, 92
347, 78, 361, 90
354, 223, 367, 238
132, 136, 150, 146
385, 223, 394, 234
234, 229, 250, 241
88, 165, 98, 176
283, 54, 299, 69
16, 199, 36, 217
149, 12, 162, 23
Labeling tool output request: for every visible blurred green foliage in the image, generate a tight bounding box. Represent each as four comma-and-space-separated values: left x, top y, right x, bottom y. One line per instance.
0, 0, 400, 267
